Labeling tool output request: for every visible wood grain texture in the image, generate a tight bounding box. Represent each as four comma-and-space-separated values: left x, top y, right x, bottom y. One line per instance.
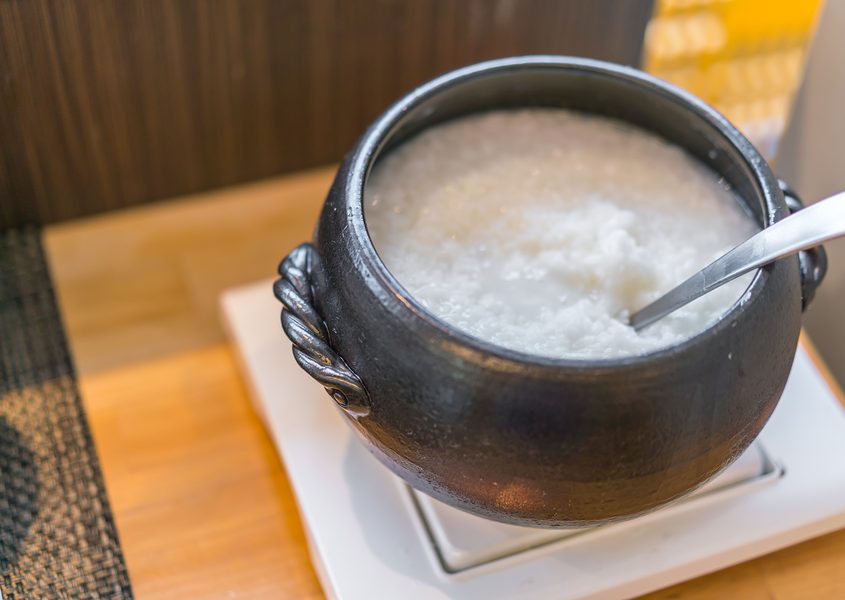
81, 343, 323, 599
44, 168, 845, 599
0, 0, 652, 227
44, 166, 332, 374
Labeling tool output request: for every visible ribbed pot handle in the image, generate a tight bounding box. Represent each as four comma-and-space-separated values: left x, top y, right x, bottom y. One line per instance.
273, 243, 370, 417
779, 180, 828, 310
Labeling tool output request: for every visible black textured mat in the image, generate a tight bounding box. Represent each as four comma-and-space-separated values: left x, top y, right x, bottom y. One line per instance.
0, 229, 132, 599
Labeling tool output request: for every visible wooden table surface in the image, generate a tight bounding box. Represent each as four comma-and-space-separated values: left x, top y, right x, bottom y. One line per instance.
43, 167, 845, 599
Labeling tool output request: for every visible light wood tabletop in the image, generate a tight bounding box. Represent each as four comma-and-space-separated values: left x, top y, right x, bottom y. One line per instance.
43, 167, 845, 599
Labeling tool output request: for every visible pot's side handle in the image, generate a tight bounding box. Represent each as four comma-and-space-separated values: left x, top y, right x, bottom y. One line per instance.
273, 243, 370, 417
779, 180, 828, 310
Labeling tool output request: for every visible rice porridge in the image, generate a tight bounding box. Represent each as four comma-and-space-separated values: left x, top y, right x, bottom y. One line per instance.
365, 109, 759, 359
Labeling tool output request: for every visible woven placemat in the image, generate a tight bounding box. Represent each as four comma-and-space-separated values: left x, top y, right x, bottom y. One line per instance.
0, 229, 132, 599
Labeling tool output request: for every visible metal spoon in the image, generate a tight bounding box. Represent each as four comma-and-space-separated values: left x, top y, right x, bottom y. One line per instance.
630, 190, 845, 331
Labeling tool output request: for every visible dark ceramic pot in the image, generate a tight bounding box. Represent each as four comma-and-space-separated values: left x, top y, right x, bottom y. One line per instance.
274, 56, 827, 528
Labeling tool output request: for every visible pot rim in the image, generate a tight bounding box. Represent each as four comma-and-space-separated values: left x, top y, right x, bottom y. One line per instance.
342, 55, 784, 371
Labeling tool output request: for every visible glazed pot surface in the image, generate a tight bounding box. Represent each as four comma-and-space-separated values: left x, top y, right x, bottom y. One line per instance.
275, 56, 825, 527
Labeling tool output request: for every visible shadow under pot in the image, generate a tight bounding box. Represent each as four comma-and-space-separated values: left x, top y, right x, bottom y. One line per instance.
273, 56, 827, 528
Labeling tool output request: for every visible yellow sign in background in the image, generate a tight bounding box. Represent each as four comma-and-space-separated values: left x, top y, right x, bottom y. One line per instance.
645, 0, 822, 157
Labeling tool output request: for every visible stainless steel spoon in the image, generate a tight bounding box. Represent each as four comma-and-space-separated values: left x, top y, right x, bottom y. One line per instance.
630, 190, 845, 331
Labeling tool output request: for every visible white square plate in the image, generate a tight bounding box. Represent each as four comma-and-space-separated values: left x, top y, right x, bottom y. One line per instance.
222, 280, 845, 599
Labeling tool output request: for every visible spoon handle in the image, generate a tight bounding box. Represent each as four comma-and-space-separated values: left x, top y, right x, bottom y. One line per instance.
630, 190, 845, 331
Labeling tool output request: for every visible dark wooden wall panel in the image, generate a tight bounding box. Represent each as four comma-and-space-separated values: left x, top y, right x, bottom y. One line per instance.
0, 0, 653, 227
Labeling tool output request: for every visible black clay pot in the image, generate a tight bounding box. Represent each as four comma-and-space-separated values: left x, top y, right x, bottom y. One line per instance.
274, 56, 827, 527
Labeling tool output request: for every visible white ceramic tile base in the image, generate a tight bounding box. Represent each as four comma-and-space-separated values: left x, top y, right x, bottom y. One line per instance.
222, 280, 845, 600
417, 443, 777, 573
